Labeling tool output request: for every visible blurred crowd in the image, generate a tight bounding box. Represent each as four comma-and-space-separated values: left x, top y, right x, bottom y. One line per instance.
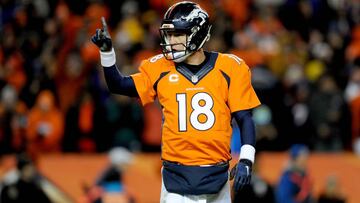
0, 0, 360, 158
234, 144, 347, 203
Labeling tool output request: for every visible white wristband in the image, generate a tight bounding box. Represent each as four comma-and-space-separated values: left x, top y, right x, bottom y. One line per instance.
239, 144, 255, 163
100, 48, 116, 67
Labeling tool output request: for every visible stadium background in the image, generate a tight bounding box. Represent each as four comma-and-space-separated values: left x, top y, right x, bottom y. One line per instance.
0, 0, 360, 202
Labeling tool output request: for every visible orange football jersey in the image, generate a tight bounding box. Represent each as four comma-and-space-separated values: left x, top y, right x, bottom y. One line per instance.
131, 52, 260, 165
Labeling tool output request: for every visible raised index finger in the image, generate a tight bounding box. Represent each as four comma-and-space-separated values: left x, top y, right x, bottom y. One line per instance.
101, 16, 108, 32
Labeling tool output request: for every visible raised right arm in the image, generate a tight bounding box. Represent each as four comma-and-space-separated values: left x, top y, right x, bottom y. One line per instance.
91, 17, 138, 97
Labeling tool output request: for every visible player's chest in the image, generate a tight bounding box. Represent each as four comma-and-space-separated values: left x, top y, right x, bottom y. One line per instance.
156, 69, 228, 103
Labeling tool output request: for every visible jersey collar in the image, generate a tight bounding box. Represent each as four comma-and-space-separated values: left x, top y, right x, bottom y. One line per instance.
175, 51, 218, 85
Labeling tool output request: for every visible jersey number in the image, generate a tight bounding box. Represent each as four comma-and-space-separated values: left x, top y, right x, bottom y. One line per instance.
176, 92, 215, 131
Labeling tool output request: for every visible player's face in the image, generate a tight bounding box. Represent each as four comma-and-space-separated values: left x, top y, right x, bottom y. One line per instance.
160, 29, 191, 62
166, 32, 187, 51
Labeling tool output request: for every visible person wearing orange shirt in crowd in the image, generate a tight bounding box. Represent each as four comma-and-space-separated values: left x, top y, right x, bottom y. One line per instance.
92, 1, 261, 202
26, 90, 64, 155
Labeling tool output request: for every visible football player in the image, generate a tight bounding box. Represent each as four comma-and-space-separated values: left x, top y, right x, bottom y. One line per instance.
91, 1, 261, 202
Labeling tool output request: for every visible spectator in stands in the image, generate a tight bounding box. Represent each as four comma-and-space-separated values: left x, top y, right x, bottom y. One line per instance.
0, 85, 28, 154
309, 74, 346, 151
345, 66, 360, 148
26, 90, 64, 155
10, 99, 28, 153
63, 91, 97, 153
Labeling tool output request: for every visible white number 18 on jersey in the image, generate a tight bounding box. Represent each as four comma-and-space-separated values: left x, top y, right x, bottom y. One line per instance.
176, 92, 215, 131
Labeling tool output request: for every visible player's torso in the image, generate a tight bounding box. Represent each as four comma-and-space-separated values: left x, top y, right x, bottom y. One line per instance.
151, 52, 233, 165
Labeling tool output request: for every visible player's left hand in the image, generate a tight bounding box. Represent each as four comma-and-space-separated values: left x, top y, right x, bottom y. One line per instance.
230, 159, 252, 192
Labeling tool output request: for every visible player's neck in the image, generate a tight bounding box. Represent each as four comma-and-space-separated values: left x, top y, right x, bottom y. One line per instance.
184, 49, 206, 65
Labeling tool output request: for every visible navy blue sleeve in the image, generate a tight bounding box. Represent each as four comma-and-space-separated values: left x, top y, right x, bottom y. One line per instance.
103, 65, 138, 97
232, 110, 256, 146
